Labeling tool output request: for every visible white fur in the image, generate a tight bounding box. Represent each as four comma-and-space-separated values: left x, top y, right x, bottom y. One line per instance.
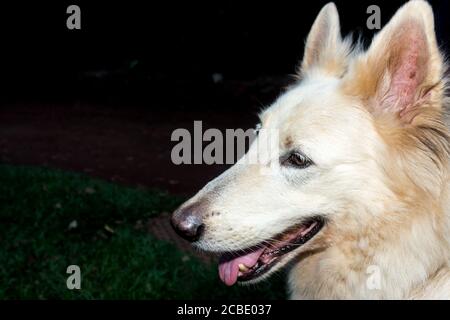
176, 1, 450, 299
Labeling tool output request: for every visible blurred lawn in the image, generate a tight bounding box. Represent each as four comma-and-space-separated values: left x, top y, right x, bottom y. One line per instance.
0, 165, 285, 299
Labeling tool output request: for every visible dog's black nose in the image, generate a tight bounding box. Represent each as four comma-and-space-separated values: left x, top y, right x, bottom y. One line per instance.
171, 205, 205, 242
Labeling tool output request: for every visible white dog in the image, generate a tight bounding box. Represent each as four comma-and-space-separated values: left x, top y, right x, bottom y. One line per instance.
172, 0, 450, 299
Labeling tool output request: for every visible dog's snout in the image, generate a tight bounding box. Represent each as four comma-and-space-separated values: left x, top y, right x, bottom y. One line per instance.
171, 205, 205, 242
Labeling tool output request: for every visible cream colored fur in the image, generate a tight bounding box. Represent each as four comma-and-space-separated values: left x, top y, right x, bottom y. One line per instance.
177, 0, 450, 299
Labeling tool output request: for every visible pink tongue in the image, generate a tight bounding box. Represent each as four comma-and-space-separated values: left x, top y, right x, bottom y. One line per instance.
218, 248, 265, 286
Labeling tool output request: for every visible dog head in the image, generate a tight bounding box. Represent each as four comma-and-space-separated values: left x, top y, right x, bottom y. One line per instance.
172, 1, 449, 288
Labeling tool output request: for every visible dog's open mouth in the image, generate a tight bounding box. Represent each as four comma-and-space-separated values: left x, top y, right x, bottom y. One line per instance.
218, 217, 324, 286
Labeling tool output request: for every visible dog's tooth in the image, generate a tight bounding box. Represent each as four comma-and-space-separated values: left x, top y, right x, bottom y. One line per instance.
238, 264, 249, 272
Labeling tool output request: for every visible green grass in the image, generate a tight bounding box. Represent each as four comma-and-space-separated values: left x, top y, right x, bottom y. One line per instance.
0, 165, 285, 299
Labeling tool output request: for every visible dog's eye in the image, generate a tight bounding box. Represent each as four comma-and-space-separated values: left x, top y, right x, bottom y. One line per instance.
283, 152, 312, 169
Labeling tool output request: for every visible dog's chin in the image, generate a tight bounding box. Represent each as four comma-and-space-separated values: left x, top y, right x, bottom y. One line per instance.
213, 216, 325, 286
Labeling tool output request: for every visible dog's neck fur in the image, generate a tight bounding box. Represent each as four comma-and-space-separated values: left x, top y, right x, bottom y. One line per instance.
288, 202, 450, 299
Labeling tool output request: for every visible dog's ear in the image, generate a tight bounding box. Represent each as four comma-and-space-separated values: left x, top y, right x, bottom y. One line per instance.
300, 2, 348, 77
343, 0, 444, 123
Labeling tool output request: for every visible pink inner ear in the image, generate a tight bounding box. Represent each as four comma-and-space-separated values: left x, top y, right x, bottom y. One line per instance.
383, 26, 428, 115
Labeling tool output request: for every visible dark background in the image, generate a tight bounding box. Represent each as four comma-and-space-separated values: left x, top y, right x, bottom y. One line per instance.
1, 0, 449, 104
0, 0, 448, 195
